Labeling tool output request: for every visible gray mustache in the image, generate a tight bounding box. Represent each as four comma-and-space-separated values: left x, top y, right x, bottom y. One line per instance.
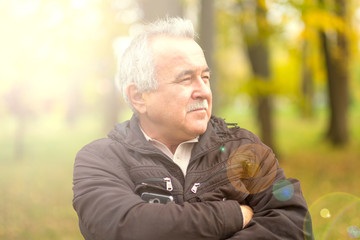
187, 99, 208, 112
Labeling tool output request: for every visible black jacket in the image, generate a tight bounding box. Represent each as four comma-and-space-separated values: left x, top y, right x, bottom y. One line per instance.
73, 115, 313, 239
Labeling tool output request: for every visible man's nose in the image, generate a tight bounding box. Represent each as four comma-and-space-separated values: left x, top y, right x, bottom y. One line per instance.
192, 77, 212, 99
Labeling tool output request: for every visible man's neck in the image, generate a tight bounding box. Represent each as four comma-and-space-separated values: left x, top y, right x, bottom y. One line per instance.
139, 123, 197, 154
139, 126, 180, 154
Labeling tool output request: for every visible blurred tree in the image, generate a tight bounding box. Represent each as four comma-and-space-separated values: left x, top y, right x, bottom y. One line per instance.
65, 82, 82, 127
83, 0, 143, 132
236, 0, 276, 151
301, 39, 315, 118
198, 0, 220, 113
4, 84, 34, 160
138, 0, 184, 20
295, 0, 321, 118
318, 0, 350, 145
97, 0, 126, 132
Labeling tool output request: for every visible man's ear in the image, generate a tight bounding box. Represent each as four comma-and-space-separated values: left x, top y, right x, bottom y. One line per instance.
126, 83, 147, 113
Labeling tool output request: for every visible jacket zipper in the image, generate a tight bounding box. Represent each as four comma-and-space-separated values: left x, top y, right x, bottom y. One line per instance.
164, 177, 173, 191
191, 167, 228, 193
136, 177, 173, 191
190, 163, 246, 193
191, 183, 201, 193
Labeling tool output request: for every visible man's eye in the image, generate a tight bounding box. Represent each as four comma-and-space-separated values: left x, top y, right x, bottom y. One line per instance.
202, 75, 210, 81
180, 78, 192, 83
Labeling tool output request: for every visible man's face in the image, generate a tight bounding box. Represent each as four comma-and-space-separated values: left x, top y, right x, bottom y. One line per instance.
140, 36, 212, 145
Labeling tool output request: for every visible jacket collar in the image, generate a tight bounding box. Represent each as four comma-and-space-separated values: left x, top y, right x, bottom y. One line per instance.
191, 116, 227, 159
108, 115, 156, 153
108, 115, 227, 157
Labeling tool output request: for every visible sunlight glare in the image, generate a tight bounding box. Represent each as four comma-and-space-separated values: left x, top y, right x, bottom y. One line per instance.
10, 0, 40, 17
71, 0, 88, 10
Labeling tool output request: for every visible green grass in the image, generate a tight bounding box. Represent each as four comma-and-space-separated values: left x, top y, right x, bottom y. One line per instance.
1, 104, 359, 239
0, 114, 105, 240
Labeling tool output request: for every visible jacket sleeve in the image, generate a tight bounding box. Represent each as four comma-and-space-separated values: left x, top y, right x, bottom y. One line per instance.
227, 173, 313, 239
72, 141, 243, 240
225, 145, 314, 240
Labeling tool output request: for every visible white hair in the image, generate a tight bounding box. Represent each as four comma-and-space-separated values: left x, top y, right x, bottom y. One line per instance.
116, 17, 196, 112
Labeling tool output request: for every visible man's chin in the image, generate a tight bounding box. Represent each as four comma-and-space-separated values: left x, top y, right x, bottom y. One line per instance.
186, 112, 210, 133
190, 122, 208, 136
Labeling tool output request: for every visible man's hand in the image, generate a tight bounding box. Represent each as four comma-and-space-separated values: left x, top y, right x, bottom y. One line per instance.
240, 205, 253, 228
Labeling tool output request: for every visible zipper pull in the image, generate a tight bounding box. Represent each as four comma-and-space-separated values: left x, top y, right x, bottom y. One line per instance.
191, 183, 201, 193
164, 177, 173, 191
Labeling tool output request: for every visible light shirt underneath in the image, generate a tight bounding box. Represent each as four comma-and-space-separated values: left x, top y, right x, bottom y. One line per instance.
140, 127, 198, 176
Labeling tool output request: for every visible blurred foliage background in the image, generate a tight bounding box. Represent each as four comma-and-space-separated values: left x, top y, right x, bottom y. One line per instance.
1, 0, 360, 239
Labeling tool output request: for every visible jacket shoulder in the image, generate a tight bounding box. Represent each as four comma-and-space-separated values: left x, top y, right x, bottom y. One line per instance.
76, 137, 118, 160
210, 116, 261, 144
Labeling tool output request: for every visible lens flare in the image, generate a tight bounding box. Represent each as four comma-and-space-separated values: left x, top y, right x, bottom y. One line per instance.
320, 208, 331, 218
272, 179, 294, 201
226, 143, 277, 194
347, 226, 360, 238
309, 192, 360, 239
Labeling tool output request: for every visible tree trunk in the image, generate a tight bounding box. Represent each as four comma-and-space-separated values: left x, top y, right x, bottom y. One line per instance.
138, 0, 184, 21
247, 41, 275, 151
239, 0, 275, 151
99, 2, 123, 132
319, 0, 349, 145
301, 40, 314, 118
199, 0, 220, 114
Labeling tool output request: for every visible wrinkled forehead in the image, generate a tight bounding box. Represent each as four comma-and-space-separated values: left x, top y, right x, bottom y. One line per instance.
149, 36, 207, 71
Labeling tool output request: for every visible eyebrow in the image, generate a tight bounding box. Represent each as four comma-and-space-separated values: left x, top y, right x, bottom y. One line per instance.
174, 67, 211, 81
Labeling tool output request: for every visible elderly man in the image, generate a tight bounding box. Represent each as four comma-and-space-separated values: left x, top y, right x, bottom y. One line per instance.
73, 17, 313, 239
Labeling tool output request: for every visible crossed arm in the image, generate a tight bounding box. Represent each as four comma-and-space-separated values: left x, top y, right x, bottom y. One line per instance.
73, 145, 311, 240
73, 147, 247, 240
